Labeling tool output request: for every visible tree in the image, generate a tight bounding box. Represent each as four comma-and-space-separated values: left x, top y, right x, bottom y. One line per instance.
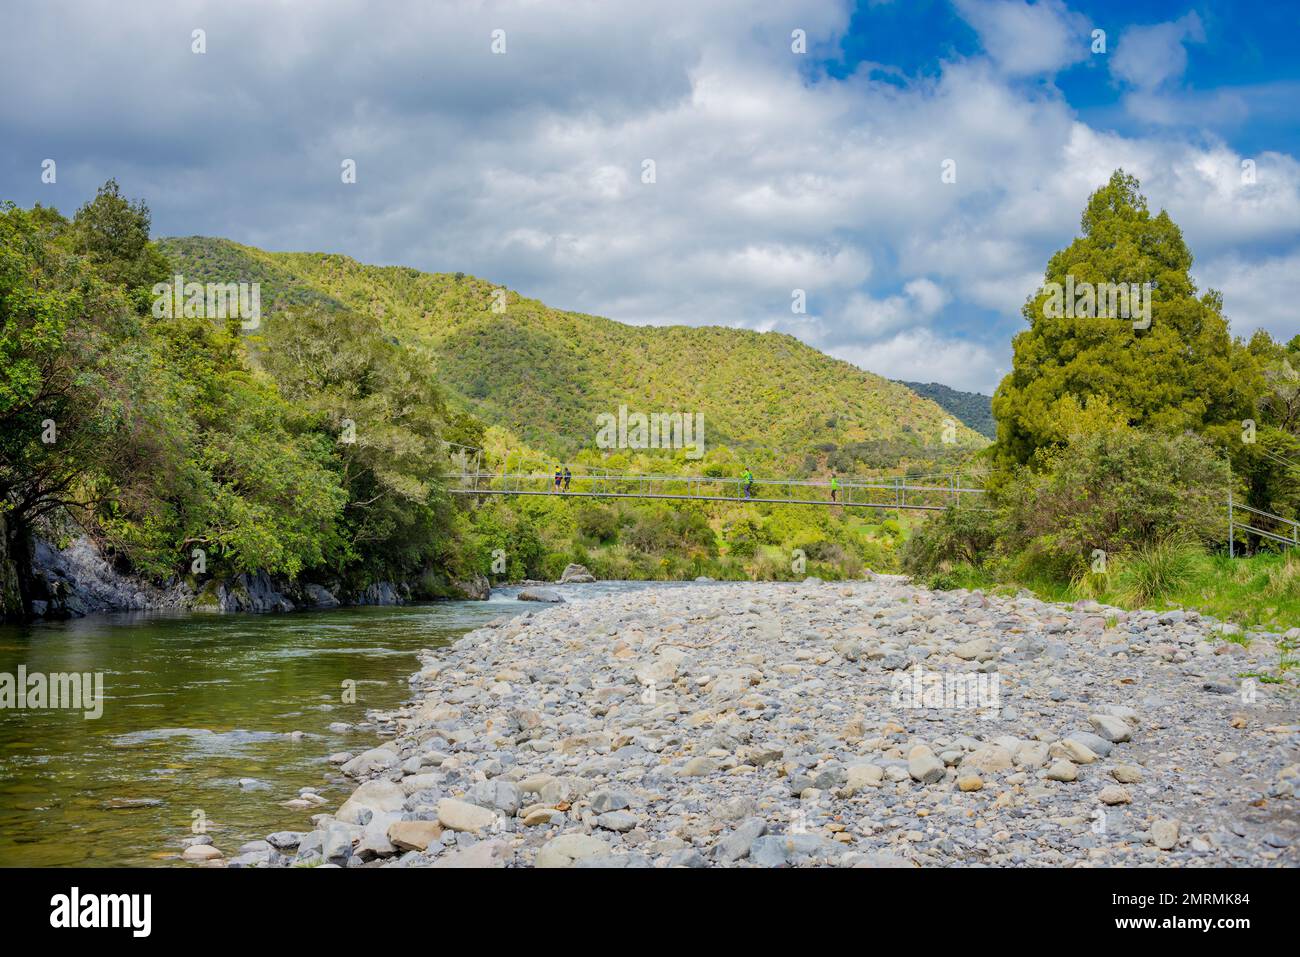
258, 307, 459, 580
69, 179, 170, 298
991, 170, 1259, 469
0, 201, 149, 610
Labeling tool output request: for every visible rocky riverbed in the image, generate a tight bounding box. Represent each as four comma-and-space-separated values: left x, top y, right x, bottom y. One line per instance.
215, 577, 1299, 868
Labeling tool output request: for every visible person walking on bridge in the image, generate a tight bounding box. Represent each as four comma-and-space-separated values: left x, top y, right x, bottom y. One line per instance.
742, 468, 755, 499
563, 467, 572, 492
829, 471, 840, 504
553, 466, 563, 493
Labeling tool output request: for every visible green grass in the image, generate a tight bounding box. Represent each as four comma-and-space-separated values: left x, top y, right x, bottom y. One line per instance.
923, 548, 1300, 633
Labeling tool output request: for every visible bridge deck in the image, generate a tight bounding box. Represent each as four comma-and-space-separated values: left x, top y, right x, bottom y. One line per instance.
446, 487, 953, 510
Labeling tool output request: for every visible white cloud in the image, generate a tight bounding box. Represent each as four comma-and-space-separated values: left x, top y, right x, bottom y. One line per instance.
830, 279, 949, 338
833, 330, 1004, 394
1111, 12, 1206, 91
0, 0, 1295, 401
1196, 251, 1300, 344
953, 0, 1091, 77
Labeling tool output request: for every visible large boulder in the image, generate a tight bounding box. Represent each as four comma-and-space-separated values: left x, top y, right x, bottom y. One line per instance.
451, 575, 491, 600
336, 779, 406, 824
558, 563, 596, 584
303, 583, 340, 609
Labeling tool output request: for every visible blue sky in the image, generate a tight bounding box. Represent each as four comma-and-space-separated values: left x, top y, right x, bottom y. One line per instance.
2, 0, 1297, 393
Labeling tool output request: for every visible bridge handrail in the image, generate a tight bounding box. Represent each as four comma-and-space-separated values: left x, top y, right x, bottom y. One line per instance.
1234, 503, 1299, 527
445, 471, 986, 495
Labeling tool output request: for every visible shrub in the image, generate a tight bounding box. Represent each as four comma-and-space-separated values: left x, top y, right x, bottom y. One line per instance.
576, 504, 619, 544
902, 504, 997, 577
723, 515, 765, 558
625, 511, 677, 552
1001, 428, 1228, 569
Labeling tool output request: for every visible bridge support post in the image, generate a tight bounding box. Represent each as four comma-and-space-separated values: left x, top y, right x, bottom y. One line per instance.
1228, 489, 1234, 559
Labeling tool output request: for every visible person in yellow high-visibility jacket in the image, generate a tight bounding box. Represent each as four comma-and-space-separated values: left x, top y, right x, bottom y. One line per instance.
829, 472, 840, 503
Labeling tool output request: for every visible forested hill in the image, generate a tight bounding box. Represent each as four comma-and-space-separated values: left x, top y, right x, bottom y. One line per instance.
897, 381, 995, 439
158, 237, 987, 461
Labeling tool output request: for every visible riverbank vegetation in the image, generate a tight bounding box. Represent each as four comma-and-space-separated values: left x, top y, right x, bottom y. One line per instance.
905, 171, 1300, 630
2, 182, 962, 618
0, 183, 477, 612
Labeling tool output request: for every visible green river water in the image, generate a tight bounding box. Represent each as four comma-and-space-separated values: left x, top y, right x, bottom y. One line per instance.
0, 585, 649, 867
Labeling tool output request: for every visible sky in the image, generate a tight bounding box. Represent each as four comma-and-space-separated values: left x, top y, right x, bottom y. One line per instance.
2, 0, 1298, 394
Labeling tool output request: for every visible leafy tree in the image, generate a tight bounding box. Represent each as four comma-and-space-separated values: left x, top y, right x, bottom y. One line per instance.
0, 201, 152, 605
70, 179, 170, 300
259, 307, 458, 580
992, 170, 1259, 469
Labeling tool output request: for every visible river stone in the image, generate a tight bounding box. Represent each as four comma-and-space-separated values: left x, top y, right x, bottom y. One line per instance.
1152, 819, 1180, 850
1098, 786, 1132, 806
908, 746, 946, 784
1065, 731, 1113, 757
323, 823, 361, 861
559, 564, 596, 584
468, 779, 522, 814
341, 745, 399, 777
714, 817, 768, 862
590, 789, 632, 813
354, 829, 397, 860
1051, 739, 1099, 765
388, 820, 443, 851
522, 808, 565, 827
536, 834, 609, 868
1016, 742, 1050, 769
679, 756, 718, 777
1088, 714, 1134, 743
1046, 760, 1078, 782
227, 849, 271, 868
953, 637, 994, 661
844, 764, 884, 792
430, 839, 509, 868
181, 844, 223, 862
437, 798, 498, 833
596, 810, 638, 832
337, 779, 405, 825
400, 773, 443, 795
963, 745, 1013, 773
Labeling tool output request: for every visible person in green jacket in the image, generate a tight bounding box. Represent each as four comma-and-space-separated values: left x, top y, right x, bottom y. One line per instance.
829, 471, 840, 503
742, 468, 755, 499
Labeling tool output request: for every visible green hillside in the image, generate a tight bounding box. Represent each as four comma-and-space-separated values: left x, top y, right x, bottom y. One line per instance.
897, 380, 995, 439
158, 237, 986, 464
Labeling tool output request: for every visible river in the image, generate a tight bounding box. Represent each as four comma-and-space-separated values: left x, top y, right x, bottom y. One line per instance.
0, 581, 688, 867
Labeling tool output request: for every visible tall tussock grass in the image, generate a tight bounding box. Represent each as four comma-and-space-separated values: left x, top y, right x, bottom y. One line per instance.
1112, 538, 1201, 607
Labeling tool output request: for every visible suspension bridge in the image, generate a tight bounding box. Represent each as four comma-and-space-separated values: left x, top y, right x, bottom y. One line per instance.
442, 443, 1300, 553
440, 445, 988, 512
